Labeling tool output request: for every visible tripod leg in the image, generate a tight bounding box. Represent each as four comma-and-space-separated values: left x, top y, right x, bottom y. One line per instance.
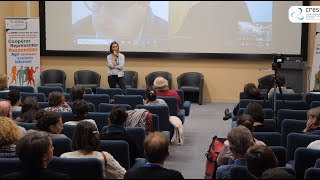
275, 78, 285, 103
263, 78, 275, 107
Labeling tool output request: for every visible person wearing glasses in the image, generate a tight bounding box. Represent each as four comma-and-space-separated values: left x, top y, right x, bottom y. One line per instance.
72, 1, 168, 47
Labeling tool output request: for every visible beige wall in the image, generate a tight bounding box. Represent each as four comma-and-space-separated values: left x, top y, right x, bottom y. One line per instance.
0, 1, 317, 102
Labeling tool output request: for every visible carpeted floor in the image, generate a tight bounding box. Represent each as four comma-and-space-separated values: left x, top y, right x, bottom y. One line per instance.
164, 102, 236, 179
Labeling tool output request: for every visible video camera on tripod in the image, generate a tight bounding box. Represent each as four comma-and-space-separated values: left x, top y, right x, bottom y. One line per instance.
272, 53, 285, 70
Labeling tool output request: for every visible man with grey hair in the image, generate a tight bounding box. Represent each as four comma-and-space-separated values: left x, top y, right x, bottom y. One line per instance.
153, 77, 181, 112
303, 106, 320, 135
216, 126, 255, 179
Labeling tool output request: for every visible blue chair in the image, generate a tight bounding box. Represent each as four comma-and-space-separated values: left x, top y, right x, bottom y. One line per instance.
305, 167, 320, 179
37, 102, 50, 109
269, 146, 287, 167
239, 92, 266, 99
294, 147, 320, 179
229, 165, 251, 179
0, 158, 23, 177
84, 94, 110, 111
237, 108, 273, 119
0, 92, 8, 99
277, 109, 307, 132
66, 102, 95, 112
100, 140, 130, 170
239, 99, 272, 109
15, 122, 36, 130
87, 112, 110, 132
48, 157, 104, 179
51, 137, 72, 156
305, 93, 320, 108
113, 95, 144, 109
152, 114, 160, 131
40, 69, 66, 90
61, 124, 76, 139
275, 100, 308, 115
281, 119, 306, 148
98, 103, 132, 113
9, 86, 34, 93
125, 88, 146, 99
96, 88, 123, 99
158, 96, 185, 124
286, 133, 320, 161
64, 93, 72, 102
252, 132, 281, 146
37, 86, 64, 98
59, 112, 75, 123
310, 101, 320, 109
12, 111, 21, 119
270, 93, 302, 102
176, 89, 191, 116
21, 92, 46, 102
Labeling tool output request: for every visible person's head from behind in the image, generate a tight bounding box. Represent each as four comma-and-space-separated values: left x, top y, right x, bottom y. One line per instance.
109, 106, 128, 126
153, 77, 169, 91
236, 114, 254, 132
144, 132, 169, 164
48, 91, 65, 107
276, 74, 286, 87
72, 121, 99, 151
35, 110, 63, 134
244, 83, 260, 98
227, 126, 254, 159
245, 145, 278, 178
260, 168, 295, 179
85, 1, 150, 38
70, 85, 85, 102
72, 99, 90, 120
146, 86, 158, 102
244, 102, 264, 124
0, 116, 22, 147
0, 100, 12, 118
6, 89, 21, 106
16, 132, 53, 168
0, 74, 8, 90
20, 96, 39, 123
306, 107, 320, 131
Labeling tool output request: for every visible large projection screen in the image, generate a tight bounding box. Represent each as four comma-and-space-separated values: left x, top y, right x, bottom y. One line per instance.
40, 1, 308, 59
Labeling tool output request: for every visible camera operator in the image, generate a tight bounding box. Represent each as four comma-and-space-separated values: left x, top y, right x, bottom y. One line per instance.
267, 74, 294, 99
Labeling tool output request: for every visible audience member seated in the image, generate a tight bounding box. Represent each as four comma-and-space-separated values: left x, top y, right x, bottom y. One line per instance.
302, 107, 320, 135
27, 109, 67, 138
61, 121, 126, 179
0, 101, 26, 135
44, 92, 71, 112
1, 131, 70, 179
245, 145, 279, 179
70, 85, 85, 102
0, 74, 9, 92
244, 102, 275, 132
99, 106, 140, 167
216, 126, 254, 179
217, 114, 266, 166
0, 116, 22, 158
260, 168, 295, 179
64, 99, 98, 130
145, 86, 168, 107
267, 74, 294, 99
124, 132, 184, 179
153, 77, 180, 112
15, 96, 40, 123
5, 89, 21, 111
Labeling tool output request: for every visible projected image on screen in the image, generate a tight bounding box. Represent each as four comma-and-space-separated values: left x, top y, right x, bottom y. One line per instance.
44, 1, 302, 54
72, 1, 169, 48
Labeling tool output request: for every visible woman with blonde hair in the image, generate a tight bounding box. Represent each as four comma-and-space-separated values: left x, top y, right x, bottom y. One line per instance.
0, 116, 22, 158
0, 74, 9, 92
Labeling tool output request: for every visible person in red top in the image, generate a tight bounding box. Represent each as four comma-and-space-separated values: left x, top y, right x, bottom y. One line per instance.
153, 77, 180, 112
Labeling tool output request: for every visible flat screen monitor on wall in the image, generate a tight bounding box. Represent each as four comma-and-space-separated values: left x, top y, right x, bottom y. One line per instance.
40, 1, 308, 60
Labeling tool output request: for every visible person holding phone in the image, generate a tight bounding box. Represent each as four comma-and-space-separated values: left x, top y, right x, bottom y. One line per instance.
107, 41, 126, 93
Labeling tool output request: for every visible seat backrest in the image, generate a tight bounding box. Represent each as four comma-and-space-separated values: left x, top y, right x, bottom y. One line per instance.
16, 122, 36, 130
294, 147, 320, 179
270, 93, 302, 102
84, 94, 110, 111
239, 92, 267, 99
239, 99, 272, 109
66, 102, 95, 112
61, 124, 76, 139
37, 86, 64, 98
0, 158, 23, 177
310, 101, 320, 109
74, 70, 101, 86
0, 92, 8, 99
125, 127, 145, 157
229, 165, 251, 179
305, 93, 320, 108
305, 167, 320, 179
113, 95, 144, 109
277, 109, 308, 133
38, 102, 50, 109
21, 92, 46, 102
9, 85, 34, 93
12, 111, 21, 119
287, 133, 320, 161
40, 69, 66, 89
96, 88, 123, 99
100, 140, 130, 170
151, 114, 159, 131
124, 70, 138, 88
237, 108, 273, 119
252, 132, 281, 146
87, 112, 110, 132
125, 88, 146, 99
281, 119, 306, 148
48, 157, 104, 179
51, 137, 72, 156
98, 103, 131, 113
145, 71, 172, 89
275, 100, 308, 115
177, 72, 204, 87
269, 146, 287, 167
158, 96, 178, 116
